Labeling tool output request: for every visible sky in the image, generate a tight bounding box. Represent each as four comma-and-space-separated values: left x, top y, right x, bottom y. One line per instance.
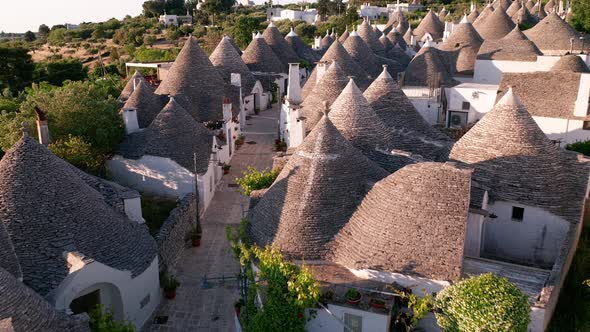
0, 0, 146, 33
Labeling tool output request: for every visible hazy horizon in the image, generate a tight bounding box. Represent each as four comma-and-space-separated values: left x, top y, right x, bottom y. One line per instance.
0, 0, 146, 33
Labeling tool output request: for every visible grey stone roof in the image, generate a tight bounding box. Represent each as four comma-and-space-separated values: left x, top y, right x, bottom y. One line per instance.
301, 61, 349, 133
551, 55, 590, 73
0, 267, 90, 332
383, 9, 408, 35
285, 29, 321, 64
525, 0, 535, 9
338, 28, 349, 43
512, 5, 537, 26
403, 26, 414, 45
414, 10, 445, 41
0, 222, 21, 280
439, 6, 449, 20
155, 36, 225, 122
330, 162, 472, 281
403, 41, 459, 87
301, 40, 371, 99
0, 137, 157, 296
119, 71, 149, 104
525, 12, 588, 54
123, 81, 166, 128
247, 115, 388, 260
209, 35, 257, 94
386, 28, 408, 51
477, 26, 542, 61
449, 88, 590, 224
328, 79, 416, 172
364, 67, 453, 161
497, 71, 586, 120
386, 44, 411, 67
262, 23, 301, 67
544, 0, 556, 12
493, 0, 512, 11
357, 20, 385, 55
343, 32, 403, 79
506, 0, 522, 17
118, 98, 212, 173
438, 17, 484, 75
467, 7, 480, 23
241, 36, 286, 73
321, 32, 335, 49
475, 4, 516, 40
473, 4, 494, 27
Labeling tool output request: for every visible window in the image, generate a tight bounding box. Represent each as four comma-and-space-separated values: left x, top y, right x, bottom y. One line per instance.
512, 206, 524, 222
583, 121, 590, 130
462, 101, 471, 110
343, 312, 362, 332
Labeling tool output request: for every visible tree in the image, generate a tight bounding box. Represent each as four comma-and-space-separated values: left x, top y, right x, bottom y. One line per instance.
571, 0, 590, 33
231, 16, 263, 49
0, 47, 34, 94
24, 31, 36, 42
47, 28, 67, 46
143, 0, 166, 17
35, 60, 88, 86
435, 273, 530, 332
38, 24, 50, 42
316, 0, 331, 19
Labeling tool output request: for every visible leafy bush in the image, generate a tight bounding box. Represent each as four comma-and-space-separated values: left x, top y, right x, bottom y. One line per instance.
435, 273, 530, 332
235, 166, 279, 196
141, 195, 178, 235
566, 140, 590, 156
134, 47, 179, 62
89, 304, 134, 332
49, 135, 104, 174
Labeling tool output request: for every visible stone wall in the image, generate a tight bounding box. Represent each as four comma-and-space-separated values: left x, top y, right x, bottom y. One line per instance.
155, 194, 197, 272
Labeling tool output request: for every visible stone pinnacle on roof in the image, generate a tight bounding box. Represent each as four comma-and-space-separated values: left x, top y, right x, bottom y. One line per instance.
467, 6, 480, 23
0, 136, 157, 296
439, 15, 483, 74
357, 19, 385, 55
123, 80, 165, 128
450, 87, 589, 223
247, 115, 388, 260
262, 22, 301, 67
301, 40, 371, 98
506, 0, 522, 17
242, 34, 285, 73
403, 40, 458, 87
210, 35, 257, 94
155, 36, 226, 122
414, 9, 445, 41
119, 70, 149, 103
551, 54, 590, 73
475, 4, 516, 40
329, 162, 472, 281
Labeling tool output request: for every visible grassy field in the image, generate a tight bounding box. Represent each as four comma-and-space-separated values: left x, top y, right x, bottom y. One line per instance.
548, 226, 590, 331
141, 195, 178, 236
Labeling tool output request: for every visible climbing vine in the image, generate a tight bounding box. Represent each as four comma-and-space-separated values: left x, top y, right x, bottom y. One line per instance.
226, 219, 320, 332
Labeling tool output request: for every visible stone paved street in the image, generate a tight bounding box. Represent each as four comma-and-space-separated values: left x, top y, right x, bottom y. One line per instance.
143, 106, 278, 332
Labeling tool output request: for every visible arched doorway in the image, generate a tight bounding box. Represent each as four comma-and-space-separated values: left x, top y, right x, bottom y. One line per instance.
69, 282, 124, 321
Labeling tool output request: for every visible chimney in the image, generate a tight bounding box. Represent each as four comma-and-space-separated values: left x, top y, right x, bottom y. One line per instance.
223, 97, 232, 122
316, 62, 329, 84
287, 63, 302, 105
122, 108, 140, 134
34, 107, 50, 145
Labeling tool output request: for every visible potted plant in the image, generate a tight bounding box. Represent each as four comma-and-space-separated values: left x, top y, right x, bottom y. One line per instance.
162, 275, 180, 299
222, 164, 231, 174
189, 226, 201, 247
320, 289, 334, 305
345, 288, 362, 305
369, 298, 386, 309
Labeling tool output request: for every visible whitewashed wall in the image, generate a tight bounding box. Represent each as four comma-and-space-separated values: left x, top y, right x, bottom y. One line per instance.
52, 257, 160, 330
533, 116, 590, 145
483, 201, 570, 268
306, 304, 390, 332
403, 87, 443, 125
446, 84, 499, 125
348, 268, 450, 294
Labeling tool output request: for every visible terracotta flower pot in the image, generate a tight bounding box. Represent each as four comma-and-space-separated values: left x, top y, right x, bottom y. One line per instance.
369, 299, 386, 309
192, 237, 201, 247
347, 294, 362, 305
164, 290, 176, 299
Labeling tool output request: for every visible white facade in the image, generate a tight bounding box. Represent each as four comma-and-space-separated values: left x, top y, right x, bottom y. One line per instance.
359, 2, 424, 19
306, 304, 390, 332
267, 8, 318, 24
51, 257, 160, 330
402, 87, 444, 125
445, 83, 499, 127
158, 14, 192, 27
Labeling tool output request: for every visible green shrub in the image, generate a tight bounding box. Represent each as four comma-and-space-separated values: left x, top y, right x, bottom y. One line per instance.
89, 304, 134, 332
140, 195, 178, 235
235, 166, 279, 196
49, 135, 104, 174
566, 140, 590, 156
435, 273, 530, 332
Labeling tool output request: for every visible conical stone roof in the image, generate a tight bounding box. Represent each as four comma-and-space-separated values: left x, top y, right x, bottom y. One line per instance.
544, 0, 556, 13
241, 35, 286, 73
123, 81, 166, 128
414, 10, 445, 41
321, 31, 335, 49
364, 67, 453, 161
525, 0, 534, 10
330, 162, 472, 281
403, 41, 459, 87
343, 31, 393, 78
386, 44, 412, 67
473, 4, 494, 27
450, 88, 588, 223
247, 115, 388, 260
477, 25, 542, 61
467, 7, 480, 23
476, 5, 516, 39
339, 28, 350, 43
506, 0, 522, 17
357, 20, 385, 55
551, 55, 590, 73
262, 22, 301, 67
0, 220, 20, 280
403, 26, 414, 45
118, 98, 212, 173
301, 61, 349, 133
493, 0, 512, 11
301, 40, 371, 98
439, 16, 484, 74
155, 36, 226, 122
439, 6, 449, 20
535, 2, 547, 20
285, 28, 321, 64
0, 136, 157, 296
119, 71, 149, 103
387, 28, 408, 51
383, 9, 407, 34
524, 12, 587, 54
0, 266, 90, 332
328, 79, 415, 172
210, 35, 257, 94
512, 5, 537, 26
